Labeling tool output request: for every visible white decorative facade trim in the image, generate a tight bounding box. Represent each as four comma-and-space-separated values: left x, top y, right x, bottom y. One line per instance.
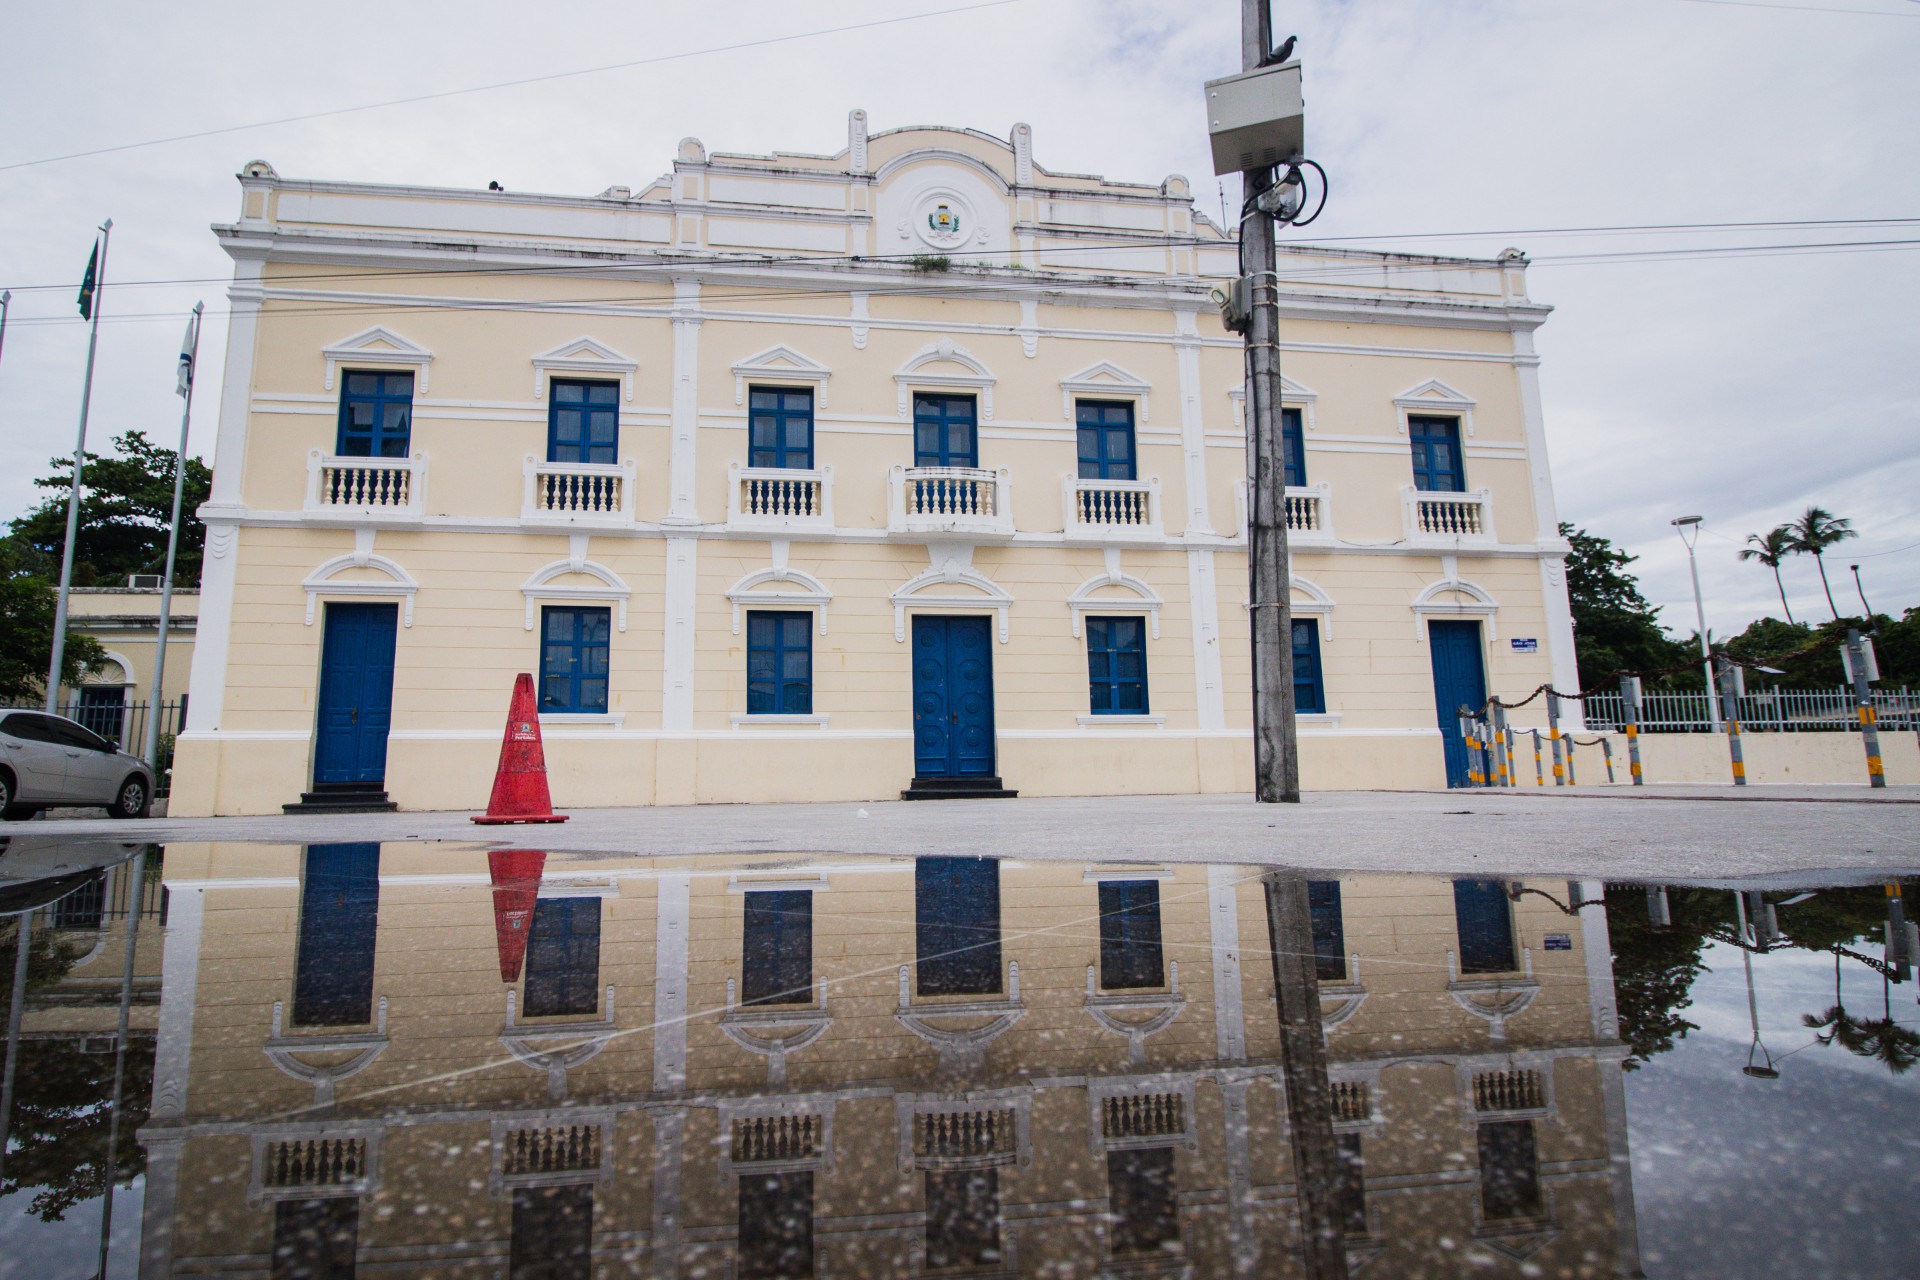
1228, 373, 1317, 430
893, 339, 995, 419
1066, 548, 1163, 639
1412, 574, 1500, 641
322, 325, 434, 392
726, 547, 833, 635
889, 550, 1013, 643
1394, 377, 1476, 436
730, 344, 832, 407
1058, 360, 1150, 421
1290, 574, 1338, 640
520, 534, 630, 631
530, 336, 638, 401
301, 529, 419, 626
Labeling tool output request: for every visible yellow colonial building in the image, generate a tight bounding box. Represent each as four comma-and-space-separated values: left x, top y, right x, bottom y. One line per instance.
173, 114, 1578, 815
136, 848, 1641, 1278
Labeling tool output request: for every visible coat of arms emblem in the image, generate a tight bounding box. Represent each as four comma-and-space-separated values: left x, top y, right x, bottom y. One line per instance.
927, 203, 961, 239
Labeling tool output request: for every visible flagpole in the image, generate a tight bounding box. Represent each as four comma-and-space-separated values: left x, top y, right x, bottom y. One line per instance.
144, 301, 203, 772
46, 219, 112, 712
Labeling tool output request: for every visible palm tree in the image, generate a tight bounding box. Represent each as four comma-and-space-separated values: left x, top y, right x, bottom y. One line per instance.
1785, 506, 1858, 619
1738, 525, 1798, 623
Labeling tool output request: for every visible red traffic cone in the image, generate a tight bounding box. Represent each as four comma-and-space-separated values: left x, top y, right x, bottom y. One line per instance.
472, 673, 569, 824
489, 849, 546, 982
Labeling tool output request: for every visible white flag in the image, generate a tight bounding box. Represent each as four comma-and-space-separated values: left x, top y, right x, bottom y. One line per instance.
175, 309, 199, 398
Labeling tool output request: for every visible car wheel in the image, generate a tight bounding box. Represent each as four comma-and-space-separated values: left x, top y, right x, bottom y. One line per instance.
0, 771, 17, 819
109, 775, 150, 820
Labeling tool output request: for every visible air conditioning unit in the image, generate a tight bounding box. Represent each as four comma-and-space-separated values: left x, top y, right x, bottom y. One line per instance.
127, 574, 162, 589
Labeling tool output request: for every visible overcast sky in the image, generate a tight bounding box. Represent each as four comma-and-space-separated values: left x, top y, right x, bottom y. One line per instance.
1, 0, 1914, 643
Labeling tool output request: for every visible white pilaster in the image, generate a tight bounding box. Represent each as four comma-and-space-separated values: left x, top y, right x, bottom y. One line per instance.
140, 883, 205, 1279
666, 278, 702, 523
1188, 548, 1226, 732
1174, 308, 1214, 535
1542, 555, 1585, 728
1512, 327, 1559, 541
1576, 880, 1643, 1276
209, 257, 263, 508
183, 525, 238, 729
661, 537, 697, 730
652, 871, 691, 1090
648, 1106, 688, 1280
1221, 1075, 1258, 1278
1207, 865, 1246, 1060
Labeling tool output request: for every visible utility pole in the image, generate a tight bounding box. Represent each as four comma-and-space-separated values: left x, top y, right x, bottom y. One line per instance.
1242, 0, 1299, 802
1671, 515, 1720, 731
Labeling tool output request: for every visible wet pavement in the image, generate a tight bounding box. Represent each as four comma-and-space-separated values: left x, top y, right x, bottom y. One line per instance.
0, 834, 1915, 1278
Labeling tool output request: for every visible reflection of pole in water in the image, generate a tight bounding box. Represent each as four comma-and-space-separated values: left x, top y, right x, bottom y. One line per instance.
1732, 892, 1778, 1080
0, 913, 32, 1184
1262, 874, 1350, 1279
95, 854, 148, 1278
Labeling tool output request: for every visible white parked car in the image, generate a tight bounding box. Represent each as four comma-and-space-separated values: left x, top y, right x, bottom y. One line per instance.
0, 710, 154, 820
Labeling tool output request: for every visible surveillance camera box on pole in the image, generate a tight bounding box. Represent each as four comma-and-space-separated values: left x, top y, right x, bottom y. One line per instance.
1205, 62, 1304, 175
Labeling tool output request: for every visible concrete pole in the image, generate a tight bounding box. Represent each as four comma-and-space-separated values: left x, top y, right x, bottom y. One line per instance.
1846, 628, 1886, 789
1718, 657, 1747, 787
1262, 873, 1349, 1279
0, 914, 32, 1186
1243, 0, 1299, 803
47, 220, 112, 710
1620, 676, 1645, 786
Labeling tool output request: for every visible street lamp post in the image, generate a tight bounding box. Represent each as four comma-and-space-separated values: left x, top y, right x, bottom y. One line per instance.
1672, 516, 1721, 731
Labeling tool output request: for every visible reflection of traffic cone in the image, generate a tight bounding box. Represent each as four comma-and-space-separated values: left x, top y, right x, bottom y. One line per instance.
472, 673, 569, 825
489, 849, 546, 982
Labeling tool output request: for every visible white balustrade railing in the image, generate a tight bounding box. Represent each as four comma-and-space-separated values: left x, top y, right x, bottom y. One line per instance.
522, 456, 633, 522
1064, 475, 1161, 535
1403, 486, 1494, 542
305, 450, 424, 516
888, 465, 1013, 535
1236, 480, 1334, 542
727, 462, 834, 529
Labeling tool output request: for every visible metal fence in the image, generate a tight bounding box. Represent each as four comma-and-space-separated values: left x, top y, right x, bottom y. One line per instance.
2, 696, 187, 751
1582, 686, 1919, 734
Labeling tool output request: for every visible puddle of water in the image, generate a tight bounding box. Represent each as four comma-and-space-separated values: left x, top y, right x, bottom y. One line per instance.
0, 837, 1914, 1278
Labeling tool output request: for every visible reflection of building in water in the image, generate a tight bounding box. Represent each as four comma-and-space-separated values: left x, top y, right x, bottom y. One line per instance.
138, 848, 1641, 1277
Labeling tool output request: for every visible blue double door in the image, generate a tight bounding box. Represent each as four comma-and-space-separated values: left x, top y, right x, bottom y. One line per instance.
1428, 620, 1488, 788
314, 602, 399, 787
911, 616, 996, 779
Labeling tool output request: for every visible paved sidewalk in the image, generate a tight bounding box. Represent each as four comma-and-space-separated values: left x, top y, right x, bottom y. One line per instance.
11, 785, 1919, 880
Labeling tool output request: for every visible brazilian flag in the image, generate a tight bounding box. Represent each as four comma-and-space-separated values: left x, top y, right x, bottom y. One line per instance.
77, 243, 98, 319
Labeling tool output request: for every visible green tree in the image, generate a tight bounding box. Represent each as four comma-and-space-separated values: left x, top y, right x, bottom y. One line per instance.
1785, 506, 1857, 621
0, 540, 106, 702
1604, 885, 1731, 1069
1559, 523, 1691, 691
1738, 525, 1799, 624
6, 429, 212, 589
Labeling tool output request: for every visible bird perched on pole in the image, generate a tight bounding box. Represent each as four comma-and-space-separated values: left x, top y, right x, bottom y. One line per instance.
1262, 34, 1297, 66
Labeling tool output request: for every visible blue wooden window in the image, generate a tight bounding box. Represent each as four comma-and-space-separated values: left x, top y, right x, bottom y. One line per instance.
336, 370, 414, 458
747, 611, 812, 715
1086, 616, 1149, 715
524, 897, 602, 1016
510, 1184, 594, 1280
1335, 1134, 1368, 1236
916, 857, 1001, 996
924, 1169, 1000, 1271
539, 606, 610, 714
273, 1198, 360, 1280
749, 386, 814, 470
738, 1172, 813, 1280
1408, 415, 1466, 492
1308, 879, 1346, 981
293, 843, 381, 1027
548, 379, 619, 465
742, 889, 812, 1005
913, 394, 978, 468
1098, 880, 1165, 989
1293, 619, 1326, 715
1076, 400, 1136, 481
1478, 1121, 1543, 1220
1453, 879, 1517, 974
1282, 406, 1306, 487
1106, 1147, 1178, 1257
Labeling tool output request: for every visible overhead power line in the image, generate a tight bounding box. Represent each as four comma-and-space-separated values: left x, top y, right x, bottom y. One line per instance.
1673, 0, 1920, 16
0, 0, 1028, 174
